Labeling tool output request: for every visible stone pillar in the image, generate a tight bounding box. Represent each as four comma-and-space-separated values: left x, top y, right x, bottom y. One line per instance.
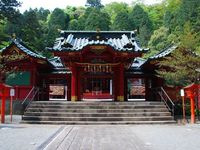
117, 63, 124, 101
71, 64, 77, 101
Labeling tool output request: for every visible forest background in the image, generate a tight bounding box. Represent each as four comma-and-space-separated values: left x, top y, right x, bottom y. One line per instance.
0, 0, 200, 86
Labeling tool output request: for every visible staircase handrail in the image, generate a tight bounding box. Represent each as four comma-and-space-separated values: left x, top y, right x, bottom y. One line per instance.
156, 87, 175, 118
21, 86, 39, 112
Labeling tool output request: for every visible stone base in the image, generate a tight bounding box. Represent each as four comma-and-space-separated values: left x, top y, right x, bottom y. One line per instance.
117, 96, 124, 101
71, 96, 77, 101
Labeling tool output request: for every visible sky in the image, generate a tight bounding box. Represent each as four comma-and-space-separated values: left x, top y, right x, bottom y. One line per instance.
18, 0, 163, 12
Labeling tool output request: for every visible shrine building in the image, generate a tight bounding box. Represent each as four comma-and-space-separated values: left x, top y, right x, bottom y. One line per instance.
0, 31, 177, 102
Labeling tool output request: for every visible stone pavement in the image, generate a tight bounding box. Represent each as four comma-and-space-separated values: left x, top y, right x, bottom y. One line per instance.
44, 124, 200, 150
0, 115, 200, 150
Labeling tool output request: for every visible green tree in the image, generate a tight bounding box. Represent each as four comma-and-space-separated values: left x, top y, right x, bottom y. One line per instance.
47, 8, 70, 46
20, 9, 42, 51
103, 2, 130, 24
86, 0, 103, 8
146, 26, 177, 57
65, 6, 85, 20
35, 8, 50, 22
85, 9, 110, 30
0, 22, 9, 48
112, 11, 131, 30
157, 22, 200, 86
129, 5, 153, 46
68, 19, 80, 30
145, 3, 165, 30
0, 0, 21, 22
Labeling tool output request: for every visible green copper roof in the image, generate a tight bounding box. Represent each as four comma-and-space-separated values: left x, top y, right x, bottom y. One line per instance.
148, 45, 178, 60
13, 40, 46, 59
47, 31, 149, 52
1, 40, 46, 60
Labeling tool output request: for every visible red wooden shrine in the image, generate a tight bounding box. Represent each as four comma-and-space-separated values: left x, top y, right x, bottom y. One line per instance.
0, 31, 178, 102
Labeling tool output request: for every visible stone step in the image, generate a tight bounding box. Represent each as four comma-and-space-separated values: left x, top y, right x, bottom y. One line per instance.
22, 101, 175, 124
26, 108, 169, 113
24, 112, 171, 117
21, 120, 176, 125
31, 101, 164, 105
28, 105, 166, 109
22, 116, 173, 122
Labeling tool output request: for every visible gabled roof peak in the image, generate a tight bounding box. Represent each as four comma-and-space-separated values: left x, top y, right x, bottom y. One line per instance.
48, 30, 148, 52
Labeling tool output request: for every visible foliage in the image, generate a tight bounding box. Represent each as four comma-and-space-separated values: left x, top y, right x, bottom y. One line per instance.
157, 23, 200, 86
85, 9, 111, 30
86, 0, 103, 8
0, 22, 9, 48
157, 48, 200, 86
129, 5, 153, 46
47, 8, 70, 46
112, 11, 131, 30
103, 2, 130, 24
0, 0, 21, 22
145, 26, 177, 58
0, 0, 199, 87
145, 3, 165, 30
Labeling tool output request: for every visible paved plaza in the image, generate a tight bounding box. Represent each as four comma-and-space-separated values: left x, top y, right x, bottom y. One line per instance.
0, 115, 200, 150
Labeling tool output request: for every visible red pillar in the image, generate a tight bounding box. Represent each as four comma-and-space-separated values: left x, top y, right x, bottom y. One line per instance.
77, 68, 81, 101
71, 64, 77, 101
190, 95, 195, 124
114, 67, 118, 101
1, 95, 6, 123
117, 63, 124, 101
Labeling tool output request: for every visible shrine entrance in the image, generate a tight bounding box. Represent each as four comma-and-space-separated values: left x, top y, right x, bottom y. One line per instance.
82, 75, 113, 100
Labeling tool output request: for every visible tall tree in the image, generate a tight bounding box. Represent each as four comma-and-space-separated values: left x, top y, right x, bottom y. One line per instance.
103, 2, 130, 24
146, 26, 177, 58
47, 8, 70, 46
86, 0, 103, 8
145, 3, 165, 30
129, 5, 153, 46
0, 22, 9, 48
35, 8, 50, 22
0, 0, 21, 22
157, 22, 200, 86
112, 11, 131, 30
85, 9, 110, 30
21, 9, 42, 51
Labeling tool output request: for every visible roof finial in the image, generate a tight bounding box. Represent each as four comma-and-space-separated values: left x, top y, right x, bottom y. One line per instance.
96, 28, 100, 33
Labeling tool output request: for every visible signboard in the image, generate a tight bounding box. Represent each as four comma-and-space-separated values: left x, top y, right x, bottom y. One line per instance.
10, 89, 15, 96
180, 89, 184, 97
49, 85, 64, 96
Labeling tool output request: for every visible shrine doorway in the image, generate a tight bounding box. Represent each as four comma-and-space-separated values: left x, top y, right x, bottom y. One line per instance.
82, 76, 113, 100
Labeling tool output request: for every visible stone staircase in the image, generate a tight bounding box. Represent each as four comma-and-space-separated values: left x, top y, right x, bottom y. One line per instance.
21, 101, 176, 124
